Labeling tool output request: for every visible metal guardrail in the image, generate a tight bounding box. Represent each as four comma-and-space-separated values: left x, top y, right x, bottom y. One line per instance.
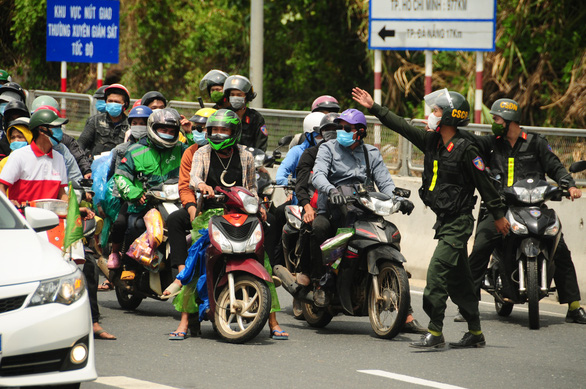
26, 90, 586, 184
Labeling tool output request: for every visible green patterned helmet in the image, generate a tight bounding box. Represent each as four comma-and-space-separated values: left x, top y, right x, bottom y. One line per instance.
205, 109, 241, 151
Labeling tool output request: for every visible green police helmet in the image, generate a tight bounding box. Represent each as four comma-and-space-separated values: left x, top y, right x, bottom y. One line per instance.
489, 98, 521, 123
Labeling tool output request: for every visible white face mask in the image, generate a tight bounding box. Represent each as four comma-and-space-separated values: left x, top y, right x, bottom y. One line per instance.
427, 113, 442, 131
229, 96, 246, 110
131, 125, 148, 139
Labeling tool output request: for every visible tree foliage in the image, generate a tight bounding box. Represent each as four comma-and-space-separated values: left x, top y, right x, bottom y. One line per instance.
1, 0, 585, 127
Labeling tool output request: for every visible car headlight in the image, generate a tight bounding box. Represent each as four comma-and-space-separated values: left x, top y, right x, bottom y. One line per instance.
237, 191, 259, 214
29, 268, 86, 306
544, 214, 560, 236
507, 210, 528, 235
210, 223, 233, 254
245, 223, 263, 252
514, 185, 547, 204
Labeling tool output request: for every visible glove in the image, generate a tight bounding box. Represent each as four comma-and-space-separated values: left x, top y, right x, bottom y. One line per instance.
329, 189, 346, 205
399, 199, 414, 215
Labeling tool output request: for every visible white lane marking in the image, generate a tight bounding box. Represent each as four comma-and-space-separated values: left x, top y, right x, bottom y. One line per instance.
95, 376, 180, 389
358, 369, 467, 389
409, 290, 566, 317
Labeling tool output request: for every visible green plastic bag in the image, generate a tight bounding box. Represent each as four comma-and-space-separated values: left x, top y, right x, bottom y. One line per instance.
191, 208, 223, 242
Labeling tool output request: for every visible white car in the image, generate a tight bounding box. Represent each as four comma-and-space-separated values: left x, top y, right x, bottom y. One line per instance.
0, 192, 96, 388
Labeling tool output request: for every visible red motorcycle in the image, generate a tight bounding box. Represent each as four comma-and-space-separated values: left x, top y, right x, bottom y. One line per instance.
198, 186, 272, 343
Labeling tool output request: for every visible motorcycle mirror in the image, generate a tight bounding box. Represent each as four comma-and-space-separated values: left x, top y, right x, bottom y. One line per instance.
273, 150, 282, 160
278, 135, 294, 147
569, 160, 586, 174
393, 187, 411, 198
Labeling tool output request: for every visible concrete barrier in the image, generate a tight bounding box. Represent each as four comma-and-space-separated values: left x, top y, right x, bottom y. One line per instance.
270, 169, 586, 303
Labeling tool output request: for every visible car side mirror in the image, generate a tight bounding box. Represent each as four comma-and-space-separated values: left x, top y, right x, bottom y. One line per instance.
25, 207, 59, 232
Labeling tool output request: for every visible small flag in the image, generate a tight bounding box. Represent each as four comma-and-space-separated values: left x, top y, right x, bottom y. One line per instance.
63, 182, 83, 252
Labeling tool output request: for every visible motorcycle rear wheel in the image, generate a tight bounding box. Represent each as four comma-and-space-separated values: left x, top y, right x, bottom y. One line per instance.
214, 274, 270, 343
302, 302, 333, 327
368, 261, 410, 339
115, 284, 143, 310
527, 259, 540, 330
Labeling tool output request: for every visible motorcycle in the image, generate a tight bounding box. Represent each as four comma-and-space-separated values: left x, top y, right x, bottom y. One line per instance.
197, 185, 272, 344
109, 177, 181, 310
483, 160, 586, 329
274, 185, 412, 339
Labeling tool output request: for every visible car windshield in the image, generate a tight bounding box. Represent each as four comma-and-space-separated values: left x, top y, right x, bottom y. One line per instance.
0, 197, 26, 230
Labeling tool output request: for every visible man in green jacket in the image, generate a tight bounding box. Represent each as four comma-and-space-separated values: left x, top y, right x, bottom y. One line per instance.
353, 87, 510, 349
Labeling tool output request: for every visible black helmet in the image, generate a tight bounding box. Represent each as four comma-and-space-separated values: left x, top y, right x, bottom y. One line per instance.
490, 98, 521, 123
29, 108, 68, 133
141, 91, 167, 108
3, 100, 30, 121
93, 85, 109, 100
0, 82, 26, 104
146, 108, 181, 149
223, 75, 256, 102
205, 109, 242, 151
199, 70, 229, 95
424, 89, 470, 127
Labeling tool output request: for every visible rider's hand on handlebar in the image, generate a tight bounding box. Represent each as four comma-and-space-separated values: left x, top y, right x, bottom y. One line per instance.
399, 199, 415, 215
198, 183, 215, 198
138, 193, 146, 205
494, 216, 510, 236
259, 206, 267, 222
329, 189, 346, 206
569, 187, 582, 201
303, 204, 316, 224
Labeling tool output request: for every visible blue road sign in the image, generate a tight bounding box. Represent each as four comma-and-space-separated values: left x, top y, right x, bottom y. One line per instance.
46, 0, 120, 63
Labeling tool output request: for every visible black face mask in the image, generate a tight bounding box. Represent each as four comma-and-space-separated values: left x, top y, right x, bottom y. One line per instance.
322, 130, 337, 142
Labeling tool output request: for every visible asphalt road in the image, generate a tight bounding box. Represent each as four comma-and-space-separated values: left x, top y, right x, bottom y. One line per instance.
84, 277, 585, 389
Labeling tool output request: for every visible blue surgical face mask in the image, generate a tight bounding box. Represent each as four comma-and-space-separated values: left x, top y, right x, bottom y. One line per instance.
10, 141, 27, 151
193, 130, 207, 145
0, 102, 7, 115
105, 102, 123, 117
336, 130, 355, 147
157, 132, 175, 140
48, 127, 63, 146
95, 99, 107, 113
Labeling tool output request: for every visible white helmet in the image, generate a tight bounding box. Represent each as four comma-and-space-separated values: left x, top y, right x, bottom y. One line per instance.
303, 112, 325, 134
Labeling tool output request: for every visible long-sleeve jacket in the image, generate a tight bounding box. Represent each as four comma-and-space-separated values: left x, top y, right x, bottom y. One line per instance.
239, 108, 268, 152
179, 143, 199, 210
295, 144, 320, 208
276, 137, 312, 205
53, 143, 83, 183
78, 112, 128, 157
312, 139, 396, 213
62, 133, 92, 176
369, 103, 506, 220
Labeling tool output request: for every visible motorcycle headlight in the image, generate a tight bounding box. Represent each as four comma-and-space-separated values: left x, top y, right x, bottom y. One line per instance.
210, 224, 233, 254
544, 214, 560, 236
254, 154, 265, 168
371, 197, 394, 216
359, 196, 376, 212
237, 191, 259, 214
29, 269, 86, 306
245, 223, 263, 252
507, 210, 528, 235
286, 210, 303, 229
162, 184, 180, 201
513, 185, 547, 204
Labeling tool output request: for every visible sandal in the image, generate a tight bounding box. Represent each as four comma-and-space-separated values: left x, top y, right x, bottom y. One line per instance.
94, 329, 117, 340
168, 331, 187, 340
98, 281, 113, 291
161, 282, 182, 300
270, 328, 289, 340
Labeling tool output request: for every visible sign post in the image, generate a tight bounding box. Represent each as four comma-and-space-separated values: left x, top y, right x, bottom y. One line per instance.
368, 0, 496, 122
46, 0, 120, 91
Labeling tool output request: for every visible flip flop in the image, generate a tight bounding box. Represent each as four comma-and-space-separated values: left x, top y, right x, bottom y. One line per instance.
270, 329, 289, 340
98, 281, 113, 291
160, 282, 182, 300
94, 329, 117, 340
168, 331, 187, 340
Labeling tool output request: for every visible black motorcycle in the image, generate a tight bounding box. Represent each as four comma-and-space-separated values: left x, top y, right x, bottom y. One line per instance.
275, 185, 412, 339
483, 160, 586, 329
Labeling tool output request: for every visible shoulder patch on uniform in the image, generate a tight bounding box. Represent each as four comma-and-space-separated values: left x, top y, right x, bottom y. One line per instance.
121, 157, 127, 164
446, 142, 454, 152
260, 125, 268, 136
547, 144, 553, 152
245, 116, 250, 124
521, 132, 527, 140
472, 156, 485, 171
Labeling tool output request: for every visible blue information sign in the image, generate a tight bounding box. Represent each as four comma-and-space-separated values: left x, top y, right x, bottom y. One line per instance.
46, 0, 120, 63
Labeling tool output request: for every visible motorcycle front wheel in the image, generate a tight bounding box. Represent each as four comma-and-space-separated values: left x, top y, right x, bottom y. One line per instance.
214, 274, 271, 343
115, 284, 143, 310
527, 259, 540, 330
368, 261, 410, 339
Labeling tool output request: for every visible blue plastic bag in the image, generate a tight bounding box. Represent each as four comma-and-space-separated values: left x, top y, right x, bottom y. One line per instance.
91, 153, 113, 208
177, 229, 209, 285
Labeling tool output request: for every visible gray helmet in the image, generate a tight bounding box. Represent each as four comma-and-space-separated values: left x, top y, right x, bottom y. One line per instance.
490, 98, 521, 123
146, 108, 181, 149
424, 89, 470, 127
199, 70, 229, 95
223, 75, 256, 102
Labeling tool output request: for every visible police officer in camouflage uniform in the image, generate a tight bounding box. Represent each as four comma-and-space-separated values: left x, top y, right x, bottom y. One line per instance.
78, 84, 130, 158
353, 87, 510, 349
223, 75, 268, 152
462, 98, 586, 324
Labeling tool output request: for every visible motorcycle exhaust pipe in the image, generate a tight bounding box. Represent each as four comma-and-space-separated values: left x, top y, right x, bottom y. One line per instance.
273, 265, 301, 296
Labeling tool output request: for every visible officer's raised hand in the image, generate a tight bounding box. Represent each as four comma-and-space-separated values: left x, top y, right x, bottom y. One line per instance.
352, 87, 374, 109
329, 188, 346, 205
399, 199, 414, 215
